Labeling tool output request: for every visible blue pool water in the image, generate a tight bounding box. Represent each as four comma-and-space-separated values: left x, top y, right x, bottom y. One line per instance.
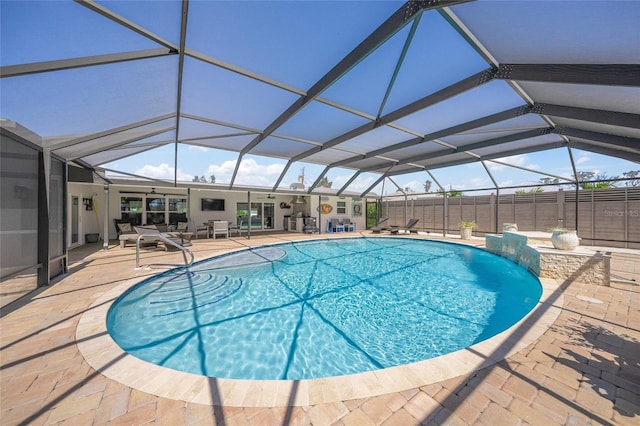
107, 237, 542, 380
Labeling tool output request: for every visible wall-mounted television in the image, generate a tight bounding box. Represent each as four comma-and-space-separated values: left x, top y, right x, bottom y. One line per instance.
201, 198, 225, 211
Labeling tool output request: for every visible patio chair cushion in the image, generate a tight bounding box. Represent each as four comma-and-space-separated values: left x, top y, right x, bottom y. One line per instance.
118, 222, 132, 233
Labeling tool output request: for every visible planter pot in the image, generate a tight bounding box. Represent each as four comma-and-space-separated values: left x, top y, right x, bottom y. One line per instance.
551, 230, 579, 250
460, 227, 473, 240
85, 233, 99, 244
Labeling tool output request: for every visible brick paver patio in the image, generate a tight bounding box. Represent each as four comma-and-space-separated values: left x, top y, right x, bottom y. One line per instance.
1, 233, 638, 425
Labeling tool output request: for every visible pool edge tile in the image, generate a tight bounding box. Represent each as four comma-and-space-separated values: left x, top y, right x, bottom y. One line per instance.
75, 240, 562, 408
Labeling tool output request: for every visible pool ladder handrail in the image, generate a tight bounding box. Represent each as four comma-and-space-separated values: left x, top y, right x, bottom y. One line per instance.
135, 233, 194, 269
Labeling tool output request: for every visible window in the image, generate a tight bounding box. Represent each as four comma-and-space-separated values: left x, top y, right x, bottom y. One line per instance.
168, 198, 187, 225
146, 196, 165, 225
121, 195, 187, 226
337, 200, 346, 214
120, 197, 142, 226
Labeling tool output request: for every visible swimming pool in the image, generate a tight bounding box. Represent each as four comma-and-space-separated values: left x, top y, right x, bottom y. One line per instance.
107, 237, 541, 380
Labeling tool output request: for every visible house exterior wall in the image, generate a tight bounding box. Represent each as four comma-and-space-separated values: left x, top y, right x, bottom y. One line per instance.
68, 183, 370, 242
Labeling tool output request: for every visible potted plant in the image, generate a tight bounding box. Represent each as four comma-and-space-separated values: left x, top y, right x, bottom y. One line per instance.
549, 227, 580, 250
458, 221, 476, 240
236, 209, 247, 225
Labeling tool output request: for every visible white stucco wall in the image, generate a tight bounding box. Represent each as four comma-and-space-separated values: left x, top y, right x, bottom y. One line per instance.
68, 182, 371, 243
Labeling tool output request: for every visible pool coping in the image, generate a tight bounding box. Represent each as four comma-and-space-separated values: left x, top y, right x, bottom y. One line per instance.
76, 241, 563, 408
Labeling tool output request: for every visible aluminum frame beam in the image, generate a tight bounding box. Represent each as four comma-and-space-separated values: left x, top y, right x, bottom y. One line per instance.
385, 141, 566, 176
360, 173, 387, 198
76, 0, 178, 50
173, 0, 190, 186
337, 171, 361, 196
0, 48, 175, 78
65, 126, 175, 161
569, 141, 640, 163
229, 0, 473, 186
46, 113, 176, 151
80, 141, 174, 167
560, 128, 640, 152
329, 105, 531, 168
272, 161, 293, 192
359, 127, 553, 173
534, 103, 640, 129
293, 67, 496, 167
495, 64, 640, 87
307, 166, 331, 194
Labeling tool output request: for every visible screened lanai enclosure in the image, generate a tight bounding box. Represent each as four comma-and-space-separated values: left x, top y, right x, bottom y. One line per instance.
1, 1, 639, 291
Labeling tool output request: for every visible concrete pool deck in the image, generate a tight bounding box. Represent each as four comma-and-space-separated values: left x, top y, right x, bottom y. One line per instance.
1, 232, 639, 425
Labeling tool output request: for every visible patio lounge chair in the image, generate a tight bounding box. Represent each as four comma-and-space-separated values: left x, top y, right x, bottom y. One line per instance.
115, 219, 150, 248
389, 218, 419, 234
133, 225, 193, 249
371, 217, 389, 234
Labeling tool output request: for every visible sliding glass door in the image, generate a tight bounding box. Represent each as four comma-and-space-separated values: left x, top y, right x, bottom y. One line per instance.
236, 202, 275, 230
70, 195, 79, 246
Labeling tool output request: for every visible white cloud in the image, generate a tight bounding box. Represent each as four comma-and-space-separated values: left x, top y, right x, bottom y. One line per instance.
399, 180, 424, 192
489, 154, 530, 171
188, 145, 209, 153
470, 177, 489, 187
136, 163, 192, 181
347, 175, 376, 192
329, 174, 353, 189
576, 155, 590, 165
205, 158, 285, 187
527, 163, 540, 171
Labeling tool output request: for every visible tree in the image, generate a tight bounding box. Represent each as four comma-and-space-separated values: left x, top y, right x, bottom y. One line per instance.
192, 175, 201, 182
318, 176, 332, 188
424, 180, 432, 193
437, 188, 462, 197
199, 176, 206, 183
539, 177, 560, 185
622, 170, 640, 187
575, 171, 595, 182
515, 187, 543, 194
210, 174, 216, 184
576, 172, 617, 189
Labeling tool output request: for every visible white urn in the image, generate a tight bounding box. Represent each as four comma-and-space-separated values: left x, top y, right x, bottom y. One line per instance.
551, 229, 579, 250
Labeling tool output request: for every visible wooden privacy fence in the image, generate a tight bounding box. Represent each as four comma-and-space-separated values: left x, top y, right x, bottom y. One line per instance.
382, 187, 640, 249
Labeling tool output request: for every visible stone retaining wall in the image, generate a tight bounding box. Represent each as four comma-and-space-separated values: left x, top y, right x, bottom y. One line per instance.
537, 250, 610, 286
485, 231, 610, 286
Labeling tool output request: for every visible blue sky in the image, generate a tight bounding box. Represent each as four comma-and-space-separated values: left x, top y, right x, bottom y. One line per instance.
1, 0, 637, 196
